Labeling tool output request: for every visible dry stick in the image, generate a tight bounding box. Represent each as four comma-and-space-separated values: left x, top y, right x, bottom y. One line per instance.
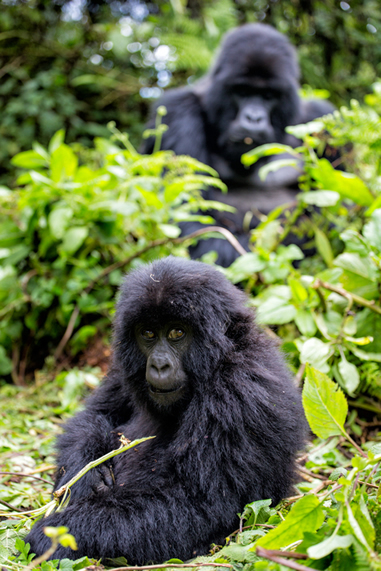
54, 226, 246, 359
256, 547, 314, 571
313, 279, 381, 316
0, 498, 24, 512
0, 471, 52, 485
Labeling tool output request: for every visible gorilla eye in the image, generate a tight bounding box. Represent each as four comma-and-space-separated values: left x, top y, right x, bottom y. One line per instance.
168, 328, 185, 340
141, 330, 156, 340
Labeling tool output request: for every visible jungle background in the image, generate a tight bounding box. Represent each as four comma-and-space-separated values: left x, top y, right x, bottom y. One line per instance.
2, 1, 381, 570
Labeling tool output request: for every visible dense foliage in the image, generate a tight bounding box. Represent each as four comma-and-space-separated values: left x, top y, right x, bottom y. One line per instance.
1, 3, 381, 570
1, 0, 381, 184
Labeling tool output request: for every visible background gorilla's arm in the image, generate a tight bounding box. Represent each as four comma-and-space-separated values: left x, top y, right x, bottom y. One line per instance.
140, 88, 209, 164
53, 373, 134, 498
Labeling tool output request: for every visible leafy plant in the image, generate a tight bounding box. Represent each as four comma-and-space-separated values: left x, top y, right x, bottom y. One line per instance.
0, 125, 227, 383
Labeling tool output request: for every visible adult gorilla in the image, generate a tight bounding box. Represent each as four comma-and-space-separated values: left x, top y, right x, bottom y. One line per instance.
142, 24, 335, 266
26, 257, 306, 563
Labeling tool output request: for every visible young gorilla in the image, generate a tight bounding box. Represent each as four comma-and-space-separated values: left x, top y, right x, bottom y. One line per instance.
26, 257, 306, 563
142, 24, 335, 266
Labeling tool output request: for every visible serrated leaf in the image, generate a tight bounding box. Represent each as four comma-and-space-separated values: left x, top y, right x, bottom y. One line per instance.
256, 297, 296, 325
256, 495, 324, 549
303, 364, 348, 439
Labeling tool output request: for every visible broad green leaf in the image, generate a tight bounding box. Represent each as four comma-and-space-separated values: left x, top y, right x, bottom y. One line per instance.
363, 210, 381, 252
338, 357, 360, 396
310, 159, 373, 206
308, 534, 353, 559
289, 277, 308, 303
286, 119, 325, 138
11, 150, 48, 169
256, 495, 324, 549
256, 297, 296, 325
258, 158, 300, 182
348, 345, 381, 362
51, 144, 78, 182
158, 224, 181, 238
241, 143, 298, 166
48, 207, 73, 239
346, 501, 372, 551
302, 364, 348, 438
300, 338, 333, 373
315, 227, 334, 267
297, 190, 340, 207
48, 129, 66, 154
60, 227, 88, 255
226, 253, 266, 284
295, 309, 317, 336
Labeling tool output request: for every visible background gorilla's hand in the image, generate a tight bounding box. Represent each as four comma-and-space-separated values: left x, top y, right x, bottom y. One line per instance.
141, 23, 335, 266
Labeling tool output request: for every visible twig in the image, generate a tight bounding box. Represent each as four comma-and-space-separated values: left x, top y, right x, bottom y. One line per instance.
313, 279, 381, 316
0, 498, 24, 512
0, 471, 53, 485
256, 547, 314, 571
54, 226, 246, 359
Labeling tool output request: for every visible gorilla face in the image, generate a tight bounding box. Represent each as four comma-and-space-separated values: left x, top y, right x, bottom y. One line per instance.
218, 85, 279, 160
135, 321, 193, 406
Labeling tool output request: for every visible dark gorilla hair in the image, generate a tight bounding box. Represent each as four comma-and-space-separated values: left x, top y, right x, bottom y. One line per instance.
141, 24, 335, 266
26, 257, 307, 564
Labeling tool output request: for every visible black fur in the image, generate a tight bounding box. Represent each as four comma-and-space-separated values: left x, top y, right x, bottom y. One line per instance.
142, 24, 335, 266
26, 257, 306, 563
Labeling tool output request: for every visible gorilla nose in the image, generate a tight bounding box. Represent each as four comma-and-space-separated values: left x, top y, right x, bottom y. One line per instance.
148, 357, 173, 385
243, 109, 266, 125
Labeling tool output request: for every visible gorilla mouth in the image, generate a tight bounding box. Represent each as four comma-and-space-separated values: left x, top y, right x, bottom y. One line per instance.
149, 385, 182, 395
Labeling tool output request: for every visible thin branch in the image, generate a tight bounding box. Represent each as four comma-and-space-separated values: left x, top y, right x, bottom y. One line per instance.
54, 226, 246, 359
256, 547, 314, 571
313, 279, 381, 315
0, 498, 24, 512
0, 471, 53, 485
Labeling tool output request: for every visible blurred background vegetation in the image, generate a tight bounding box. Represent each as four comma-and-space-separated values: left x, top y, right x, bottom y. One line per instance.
1, 0, 381, 186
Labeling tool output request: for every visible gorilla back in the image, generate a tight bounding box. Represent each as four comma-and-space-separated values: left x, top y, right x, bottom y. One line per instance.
142, 24, 335, 266
26, 257, 306, 563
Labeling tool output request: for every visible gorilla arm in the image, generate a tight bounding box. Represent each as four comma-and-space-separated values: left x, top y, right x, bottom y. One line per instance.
52, 375, 134, 499
140, 87, 210, 164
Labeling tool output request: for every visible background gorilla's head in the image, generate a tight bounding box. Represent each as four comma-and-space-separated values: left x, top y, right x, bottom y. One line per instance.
198, 23, 301, 165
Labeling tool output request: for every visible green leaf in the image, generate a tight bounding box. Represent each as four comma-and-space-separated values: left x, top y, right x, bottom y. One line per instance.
337, 356, 360, 396
11, 150, 48, 169
256, 297, 297, 325
225, 253, 266, 283
158, 224, 181, 238
256, 495, 324, 549
241, 143, 298, 166
48, 129, 66, 154
48, 207, 73, 239
307, 534, 353, 559
297, 190, 340, 207
300, 338, 333, 373
295, 309, 317, 336
60, 227, 88, 255
51, 144, 78, 182
315, 227, 334, 267
302, 364, 348, 438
